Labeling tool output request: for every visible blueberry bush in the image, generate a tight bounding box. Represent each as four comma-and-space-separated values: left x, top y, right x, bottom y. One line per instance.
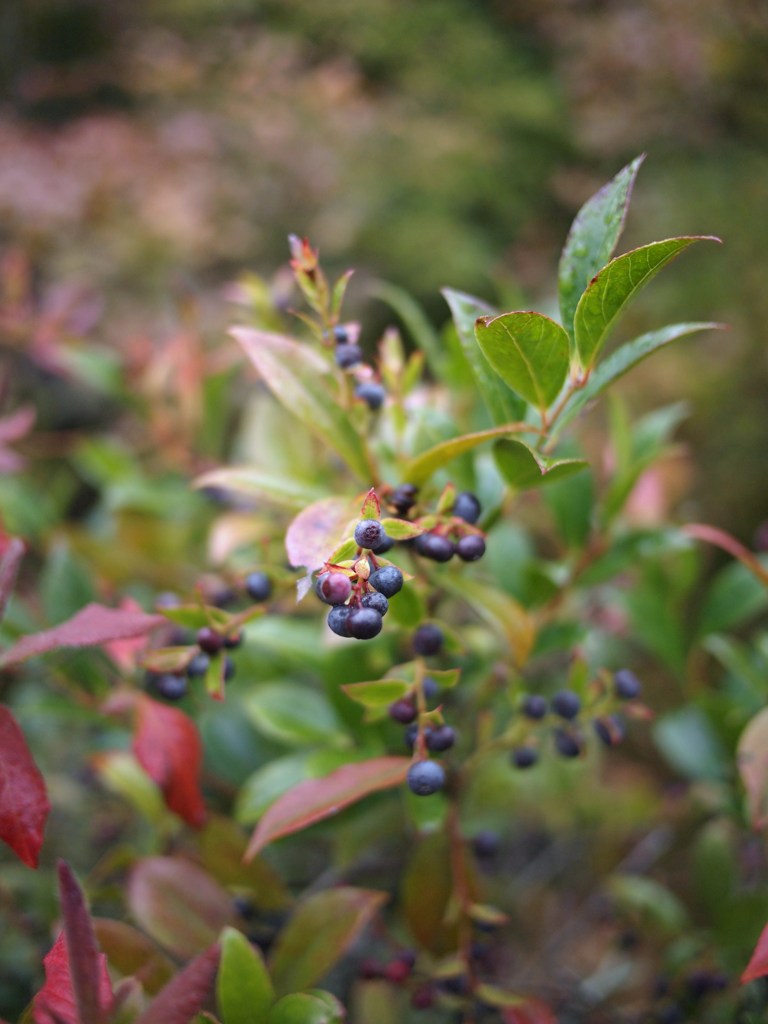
2, 158, 768, 1023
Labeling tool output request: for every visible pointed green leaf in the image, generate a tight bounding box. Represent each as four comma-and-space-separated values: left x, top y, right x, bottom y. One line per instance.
232, 328, 374, 482
494, 438, 587, 491
269, 888, 387, 996
442, 288, 524, 423
475, 312, 570, 414
572, 237, 720, 371
193, 467, 324, 510
217, 927, 274, 1024
341, 680, 411, 709
379, 518, 424, 540
243, 684, 346, 748
360, 488, 380, 520
557, 322, 723, 430
267, 992, 344, 1024
403, 424, 533, 487
558, 155, 645, 336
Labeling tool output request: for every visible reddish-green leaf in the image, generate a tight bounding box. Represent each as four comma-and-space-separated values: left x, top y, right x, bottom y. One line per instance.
737, 707, 768, 830
32, 931, 112, 1024
360, 488, 380, 520
133, 696, 207, 827
0, 706, 50, 868
134, 944, 220, 1024
269, 888, 387, 996
57, 862, 112, 1024
245, 757, 410, 860
742, 922, 768, 983
232, 327, 374, 481
286, 497, 357, 573
0, 603, 164, 668
0, 536, 25, 623
127, 857, 235, 959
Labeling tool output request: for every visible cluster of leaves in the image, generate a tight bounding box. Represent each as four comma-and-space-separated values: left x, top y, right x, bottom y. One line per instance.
3, 158, 768, 1024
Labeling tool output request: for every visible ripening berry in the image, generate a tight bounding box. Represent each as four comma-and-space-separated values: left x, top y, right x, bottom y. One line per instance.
347, 606, 383, 640
425, 725, 456, 752
355, 381, 386, 410
369, 565, 403, 597
197, 626, 224, 655
317, 572, 352, 605
414, 532, 455, 562
453, 491, 482, 524
390, 483, 418, 515
413, 623, 444, 657
511, 746, 538, 769
551, 689, 581, 720
245, 571, 272, 603
354, 519, 386, 550
522, 694, 548, 719
335, 343, 363, 369
614, 668, 642, 700
327, 605, 352, 637
407, 760, 445, 796
593, 715, 625, 747
224, 631, 243, 649
456, 535, 486, 562
554, 728, 582, 758
389, 699, 417, 724
361, 591, 389, 616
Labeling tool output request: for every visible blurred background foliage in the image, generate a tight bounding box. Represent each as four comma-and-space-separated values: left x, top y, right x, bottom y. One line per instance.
1, 0, 767, 538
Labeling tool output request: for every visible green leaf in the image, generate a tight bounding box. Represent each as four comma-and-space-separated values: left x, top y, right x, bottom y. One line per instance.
573, 237, 720, 371
232, 328, 374, 482
697, 558, 768, 637
235, 753, 314, 826
441, 288, 524, 423
608, 875, 688, 935
368, 279, 443, 374
341, 679, 411, 709
379, 518, 424, 540
475, 311, 570, 413
401, 832, 455, 955
653, 707, 728, 782
193, 467, 324, 510
217, 927, 274, 1024
243, 684, 347, 748
269, 888, 387, 996
558, 155, 645, 336
267, 993, 344, 1024
493, 438, 587, 491
557, 322, 723, 430
441, 576, 534, 667
403, 424, 534, 487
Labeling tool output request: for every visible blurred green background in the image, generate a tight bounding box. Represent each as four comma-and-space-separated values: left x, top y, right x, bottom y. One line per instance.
2, 0, 767, 535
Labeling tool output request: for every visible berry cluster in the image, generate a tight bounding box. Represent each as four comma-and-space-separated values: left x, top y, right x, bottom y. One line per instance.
331, 323, 386, 411
508, 670, 644, 767
413, 489, 486, 563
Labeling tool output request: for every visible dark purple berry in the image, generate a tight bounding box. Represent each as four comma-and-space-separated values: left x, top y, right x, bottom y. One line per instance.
245, 572, 272, 603
187, 653, 210, 678
390, 483, 418, 515
233, 896, 257, 920
453, 491, 482, 524
614, 668, 642, 700
369, 565, 403, 597
355, 382, 386, 410
593, 715, 625, 747
318, 572, 352, 605
362, 591, 389, 616
224, 631, 243, 649
511, 746, 538, 769
425, 725, 456, 752
522, 694, 548, 719
347, 606, 383, 640
197, 626, 224, 655
153, 673, 188, 700
456, 535, 486, 562
212, 587, 237, 609
413, 623, 444, 657
407, 760, 445, 796
554, 728, 582, 758
414, 532, 455, 562
422, 676, 439, 702
437, 975, 470, 996
354, 519, 386, 550
223, 656, 236, 682
404, 723, 419, 751
333, 324, 350, 344
551, 689, 581, 720
471, 831, 500, 859
371, 533, 395, 554
389, 699, 417, 724
335, 343, 363, 368
327, 605, 352, 637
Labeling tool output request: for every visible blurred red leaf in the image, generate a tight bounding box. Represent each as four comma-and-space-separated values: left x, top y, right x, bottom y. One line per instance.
742, 922, 768, 983
133, 696, 206, 828
0, 706, 50, 867
0, 602, 165, 667
102, 597, 152, 670
502, 999, 557, 1024
285, 496, 356, 573
56, 861, 114, 1024
32, 930, 113, 1024
134, 944, 220, 1024
245, 757, 410, 861
0, 536, 25, 622
0, 404, 35, 472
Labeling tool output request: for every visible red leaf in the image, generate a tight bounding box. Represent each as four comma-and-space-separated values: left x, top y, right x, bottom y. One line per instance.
245, 757, 410, 860
0, 602, 165, 668
502, 999, 557, 1024
134, 944, 220, 1024
0, 706, 50, 867
285, 496, 357, 572
742, 921, 768, 983
0, 536, 25, 623
102, 597, 152, 670
57, 861, 112, 1024
133, 696, 206, 828
32, 931, 113, 1024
